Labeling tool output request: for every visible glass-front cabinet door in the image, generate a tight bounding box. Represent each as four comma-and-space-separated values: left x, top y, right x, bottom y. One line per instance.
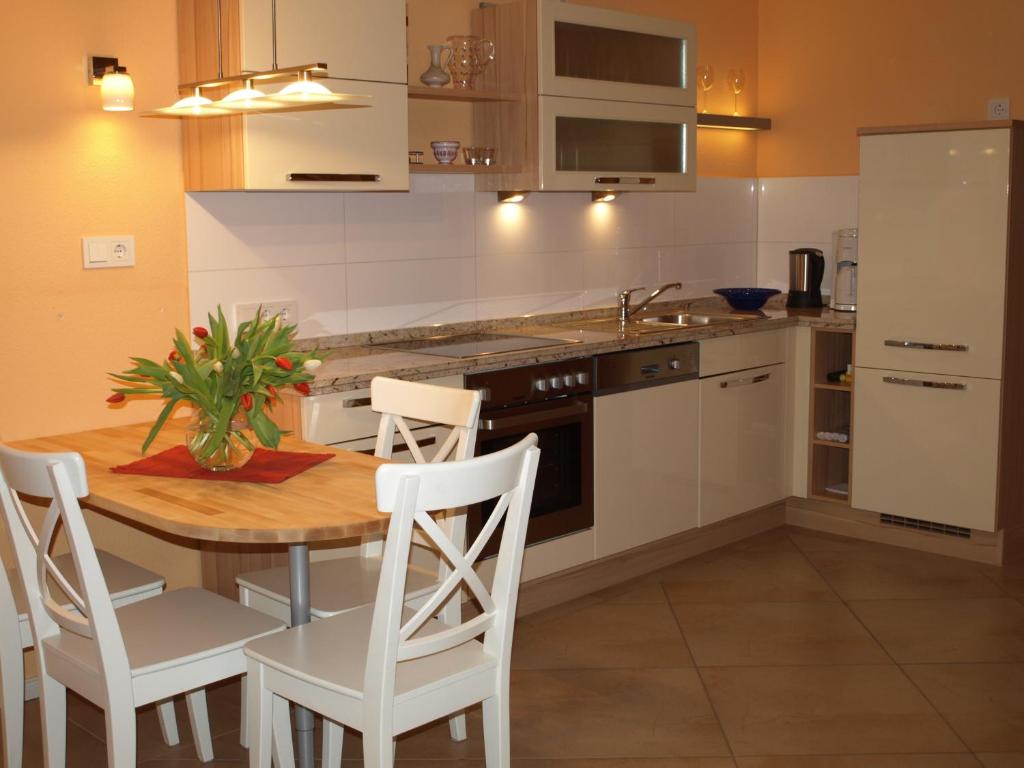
538, 0, 695, 107
539, 96, 696, 192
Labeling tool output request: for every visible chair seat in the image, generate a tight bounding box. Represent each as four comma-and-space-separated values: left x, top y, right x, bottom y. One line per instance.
245, 604, 496, 702
237, 556, 439, 619
44, 587, 285, 676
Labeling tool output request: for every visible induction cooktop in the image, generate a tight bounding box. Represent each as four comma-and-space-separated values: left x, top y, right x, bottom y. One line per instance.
370, 332, 580, 359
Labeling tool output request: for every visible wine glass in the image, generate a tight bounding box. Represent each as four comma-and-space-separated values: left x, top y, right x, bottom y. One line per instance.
727, 68, 746, 116
697, 65, 714, 114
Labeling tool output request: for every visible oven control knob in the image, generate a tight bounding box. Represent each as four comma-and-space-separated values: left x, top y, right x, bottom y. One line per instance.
562, 374, 575, 388
549, 376, 563, 390
668, 358, 681, 370
575, 371, 590, 386
534, 378, 549, 392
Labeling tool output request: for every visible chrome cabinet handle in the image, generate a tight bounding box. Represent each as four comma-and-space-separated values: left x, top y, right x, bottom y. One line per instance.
884, 339, 968, 352
593, 176, 656, 185
882, 376, 966, 391
287, 173, 382, 182
720, 372, 771, 389
341, 396, 372, 408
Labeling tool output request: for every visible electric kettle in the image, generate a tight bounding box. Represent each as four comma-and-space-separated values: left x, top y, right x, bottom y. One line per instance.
830, 228, 858, 312
786, 248, 825, 308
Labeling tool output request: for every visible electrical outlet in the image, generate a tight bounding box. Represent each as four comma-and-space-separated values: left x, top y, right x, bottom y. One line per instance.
234, 301, 299, 327
988, 98, 1010, 120
82, 235, 135, 269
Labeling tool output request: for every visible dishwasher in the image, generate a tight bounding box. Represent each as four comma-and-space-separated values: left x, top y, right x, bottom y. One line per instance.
593, 342, 701, 558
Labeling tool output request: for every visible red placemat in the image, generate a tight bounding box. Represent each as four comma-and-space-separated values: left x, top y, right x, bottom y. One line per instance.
111, 445, 334, 484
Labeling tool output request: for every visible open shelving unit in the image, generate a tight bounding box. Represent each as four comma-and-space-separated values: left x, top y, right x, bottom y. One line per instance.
808, 328, 855, 503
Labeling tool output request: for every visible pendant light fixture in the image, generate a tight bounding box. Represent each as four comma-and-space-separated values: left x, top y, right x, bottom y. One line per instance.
142, 0, 369, 119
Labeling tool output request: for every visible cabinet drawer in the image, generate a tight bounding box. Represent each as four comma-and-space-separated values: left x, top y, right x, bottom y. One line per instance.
699, 364, 786, 526
851, 366, 1000, 532
699, 330, 785, 377
243, 80, 408, 191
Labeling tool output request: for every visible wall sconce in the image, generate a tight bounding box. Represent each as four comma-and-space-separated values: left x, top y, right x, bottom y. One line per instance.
497, 191, 528, 204
90, 56, 134, 112
591, 191, 618, 203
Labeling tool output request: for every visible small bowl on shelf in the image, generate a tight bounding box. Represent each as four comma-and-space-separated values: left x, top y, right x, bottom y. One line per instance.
714, 287, 781, 311
430, 140, 461, 164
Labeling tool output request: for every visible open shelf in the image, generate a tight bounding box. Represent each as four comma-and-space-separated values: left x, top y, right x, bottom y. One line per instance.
812, 439, 851, 450
408, 85, 521, 103
808, 328, 855, 505
814, 382, 853, 392
409, 163, 515, 174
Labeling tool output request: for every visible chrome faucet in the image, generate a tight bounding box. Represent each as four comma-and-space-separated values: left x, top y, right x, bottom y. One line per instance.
616, 283, 683, 323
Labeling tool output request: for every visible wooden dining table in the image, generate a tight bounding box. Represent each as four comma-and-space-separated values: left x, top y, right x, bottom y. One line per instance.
9, 418, 388, 768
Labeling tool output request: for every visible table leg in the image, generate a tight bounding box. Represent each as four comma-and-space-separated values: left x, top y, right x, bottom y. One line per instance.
288, 543, 315, 768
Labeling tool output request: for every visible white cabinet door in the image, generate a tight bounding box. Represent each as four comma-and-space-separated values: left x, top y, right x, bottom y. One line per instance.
594, 380, 699, 558
851, 366, 1000, 532
243, 80, 408, 191
241, 0, 407, 84
699, 364, 786, 527
857, 129, 1009, 379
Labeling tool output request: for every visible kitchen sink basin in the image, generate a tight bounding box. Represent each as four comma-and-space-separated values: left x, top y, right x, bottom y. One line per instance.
640, 313, 754, 327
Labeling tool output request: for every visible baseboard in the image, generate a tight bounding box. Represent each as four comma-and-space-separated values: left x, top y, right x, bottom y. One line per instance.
785, 496, 1003, 565
515, 502, 786, 616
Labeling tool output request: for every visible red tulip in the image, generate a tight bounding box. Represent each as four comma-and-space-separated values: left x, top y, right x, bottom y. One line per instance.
168, 350, 180, 362
275, 355, 293, 371
106, 392, 126, 403
193, 326, 209, 339
294, 382, 311, 396
241, 392, 254, 411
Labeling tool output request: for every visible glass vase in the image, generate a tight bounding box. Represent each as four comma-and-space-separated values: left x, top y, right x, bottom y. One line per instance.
185, 410, 255, 472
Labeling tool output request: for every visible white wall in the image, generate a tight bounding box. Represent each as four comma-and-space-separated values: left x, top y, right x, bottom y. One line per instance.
186, 175, 758, 338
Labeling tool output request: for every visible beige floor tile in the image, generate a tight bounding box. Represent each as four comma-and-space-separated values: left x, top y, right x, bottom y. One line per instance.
797, 545, 1003, 601
976, 754, 1024, 768
334, 711, 486, 760
736, 757, 980, 767
850, 598, 1024, 663
508, 668, 729, 758
510, 760, 737, 767
658, 545, 837, 604
20, 699, 111, 768
674, 601, 889, 667
903, 664, 1024, 753
701, 665, 965, 756
513, 600, 692, 670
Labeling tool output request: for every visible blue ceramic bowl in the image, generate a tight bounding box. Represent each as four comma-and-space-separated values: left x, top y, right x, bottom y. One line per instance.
714, 287, 781, 311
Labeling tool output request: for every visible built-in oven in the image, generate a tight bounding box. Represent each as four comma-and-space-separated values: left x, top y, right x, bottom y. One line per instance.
465, 358, 594, 556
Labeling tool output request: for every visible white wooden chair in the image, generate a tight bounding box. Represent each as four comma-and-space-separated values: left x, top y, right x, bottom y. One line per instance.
235, 377, 482, 761
245, 433, 540, 768
0, 447, 197, 768
0, 445, 289, 767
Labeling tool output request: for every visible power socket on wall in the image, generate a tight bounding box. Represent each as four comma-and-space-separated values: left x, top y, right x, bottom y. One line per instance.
234, 301, 299, 327
988, 98, 1011, 120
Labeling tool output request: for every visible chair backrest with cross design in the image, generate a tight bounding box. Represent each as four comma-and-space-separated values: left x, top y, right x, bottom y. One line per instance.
363, 433, 539, 722
360, 377, 482, 561
0, 446, 133, 710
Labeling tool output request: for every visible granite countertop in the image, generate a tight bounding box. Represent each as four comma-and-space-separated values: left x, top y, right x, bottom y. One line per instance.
300, 296, 855, 395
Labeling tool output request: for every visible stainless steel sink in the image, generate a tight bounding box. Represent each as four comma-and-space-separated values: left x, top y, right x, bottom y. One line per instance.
640, 313, 753, 327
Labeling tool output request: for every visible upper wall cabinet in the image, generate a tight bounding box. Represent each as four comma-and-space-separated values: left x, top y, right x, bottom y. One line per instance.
537, 0, 695, 107
177, 0, 408, 192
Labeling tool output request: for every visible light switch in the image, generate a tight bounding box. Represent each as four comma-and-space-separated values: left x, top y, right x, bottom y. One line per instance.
82, 236, 135, 269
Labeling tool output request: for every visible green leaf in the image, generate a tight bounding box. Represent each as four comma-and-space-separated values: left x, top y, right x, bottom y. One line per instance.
141, 399, 178, 455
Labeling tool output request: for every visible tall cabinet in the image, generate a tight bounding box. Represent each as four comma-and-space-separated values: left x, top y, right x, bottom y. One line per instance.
852, 122, 1024, 534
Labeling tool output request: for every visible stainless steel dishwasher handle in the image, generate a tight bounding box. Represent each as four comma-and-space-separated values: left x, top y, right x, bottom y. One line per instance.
478, 401, 589, 431
882, 376, 966, 391
720, 372, 771, 389
593, 176, 656, 185
287, 173, 382, 183
884, 339, 968, 352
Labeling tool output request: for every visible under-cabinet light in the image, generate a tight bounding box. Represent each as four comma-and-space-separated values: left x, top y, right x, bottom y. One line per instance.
696, 113, 772, 131
591, 191, 619, 203
498, 191, 528, 204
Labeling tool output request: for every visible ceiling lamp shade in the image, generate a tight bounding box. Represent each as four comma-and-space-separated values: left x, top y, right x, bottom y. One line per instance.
100, 67, 134, 111
148, 87, 231, 117
216, 79, 282, 111
269, 71, 349, 104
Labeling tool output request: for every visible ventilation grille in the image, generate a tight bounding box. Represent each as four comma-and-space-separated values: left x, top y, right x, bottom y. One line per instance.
879, 513, 971, 539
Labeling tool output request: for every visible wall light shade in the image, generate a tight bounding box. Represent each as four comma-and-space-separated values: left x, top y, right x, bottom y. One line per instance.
498, 191, 528, 203
90, 56, 133, 112
591, 191, 618, 203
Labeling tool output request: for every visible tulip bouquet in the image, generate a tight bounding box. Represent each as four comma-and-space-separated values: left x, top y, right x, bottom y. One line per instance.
108, 307, 323, 470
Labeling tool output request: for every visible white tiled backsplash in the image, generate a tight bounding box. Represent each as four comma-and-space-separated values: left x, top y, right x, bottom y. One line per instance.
186, 174, 857, 338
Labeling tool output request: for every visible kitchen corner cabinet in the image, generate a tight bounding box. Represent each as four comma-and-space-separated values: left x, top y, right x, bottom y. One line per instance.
594, 379, 699, 558
177, 0, 408, 191
807, 329, 854, 504
852, 121, 1024, 533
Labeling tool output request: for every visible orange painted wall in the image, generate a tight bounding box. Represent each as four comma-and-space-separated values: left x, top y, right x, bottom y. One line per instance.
0, 1, 200, 588
758, 0, 1024, 177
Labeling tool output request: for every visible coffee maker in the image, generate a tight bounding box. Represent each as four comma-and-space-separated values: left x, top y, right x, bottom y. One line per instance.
786, 248, 825, 308
830, 228, 858, 312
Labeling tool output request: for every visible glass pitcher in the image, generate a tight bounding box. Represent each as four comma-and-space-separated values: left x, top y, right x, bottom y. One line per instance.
446, 35, 495, 89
